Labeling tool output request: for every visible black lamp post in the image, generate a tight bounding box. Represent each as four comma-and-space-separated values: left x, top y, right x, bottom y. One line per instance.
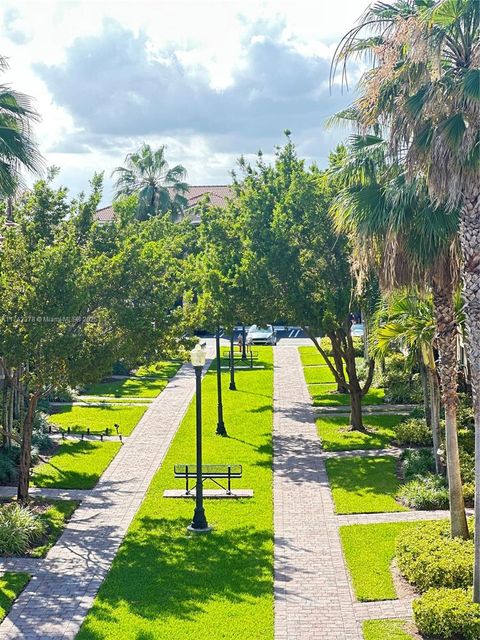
215, 325, 228, 436
187, 344, 211, 534
229, 329, 236, 391
241, 324, 247, 360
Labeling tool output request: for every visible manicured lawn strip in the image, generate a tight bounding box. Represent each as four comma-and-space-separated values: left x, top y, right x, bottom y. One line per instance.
82, 377, 168, 398
48, 404, 147, 436
310, 385, 385, 406
0, 573, 30, 621
78, 348, 274, 640
135, 360, 183, 378
340, 522, 420, 601
298, 346, 327, 366
77, 397, 152, 405
317, 414, 402, 451
32, 441, 122, 489
326, 456, 408, 514
303, 366, 336, 384
31, 499, 79, 557
363, 620, 414, 640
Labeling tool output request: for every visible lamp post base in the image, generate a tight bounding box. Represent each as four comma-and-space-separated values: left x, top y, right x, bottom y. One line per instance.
229, 382, 236, 391
216, 421, 228, 436
187, 524, 213, 534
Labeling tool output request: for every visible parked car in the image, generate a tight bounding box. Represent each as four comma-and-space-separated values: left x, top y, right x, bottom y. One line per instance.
351, 323, 364, 338
246, 324, 277, 346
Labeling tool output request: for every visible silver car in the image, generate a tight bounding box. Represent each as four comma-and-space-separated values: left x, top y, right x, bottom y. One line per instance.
246, 324, 277, 346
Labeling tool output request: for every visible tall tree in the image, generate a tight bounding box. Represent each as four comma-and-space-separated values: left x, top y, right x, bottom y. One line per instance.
0, 55, 42, 207
112, 143, 189, 221
331, 133, 468, 538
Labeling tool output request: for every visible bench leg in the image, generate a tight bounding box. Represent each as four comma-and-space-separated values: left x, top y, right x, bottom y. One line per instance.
227, 468, 232, 495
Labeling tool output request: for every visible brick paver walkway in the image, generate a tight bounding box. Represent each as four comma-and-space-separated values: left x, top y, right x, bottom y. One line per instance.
0, 348, 214, 640
273, 346, 361, 640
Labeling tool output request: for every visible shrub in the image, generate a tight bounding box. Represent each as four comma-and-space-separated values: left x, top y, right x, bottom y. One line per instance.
0, 503, 46, 555
112, 360, 131, 376
397, 474, 449, 510
0, 452, 17, 484
394, 418, 432, 447
379, 354, 423, 404
463, 482, 475, 507
396, 520, 473, 592
460, 451, 475, 485
401, 448, 435, 481
414, 588, 480, 640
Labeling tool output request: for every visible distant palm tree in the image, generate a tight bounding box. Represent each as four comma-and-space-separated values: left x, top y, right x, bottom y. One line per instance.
0, 55, 42, 215
112, 144, 189, 221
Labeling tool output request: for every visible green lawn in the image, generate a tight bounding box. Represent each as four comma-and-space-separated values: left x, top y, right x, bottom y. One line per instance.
81, 377, 168, 398
363, 620, 415, 640
340, 521, 419, 601
77, 348, 274, 640
298, 346, 327, 366
303, 366, 336, 384
0, 573, 30, 622
32, 441, 122, 489
326, 456, 408, 514
317, 415, 403, 451
310, 385, 385, 406
135, 360, 182, 378
48, 404, 147, 436
30, 499, 78, 557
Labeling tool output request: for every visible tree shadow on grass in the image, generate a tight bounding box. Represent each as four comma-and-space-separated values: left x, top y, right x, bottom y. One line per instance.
79, 517, 273, 634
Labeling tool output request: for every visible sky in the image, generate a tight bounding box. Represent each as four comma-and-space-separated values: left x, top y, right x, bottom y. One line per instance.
0, 0, 370, 205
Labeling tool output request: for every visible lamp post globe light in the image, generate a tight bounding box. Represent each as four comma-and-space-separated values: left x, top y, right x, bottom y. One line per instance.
187, 343, 212, 534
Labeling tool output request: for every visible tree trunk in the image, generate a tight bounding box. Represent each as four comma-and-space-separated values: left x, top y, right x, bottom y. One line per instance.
329, 335, 349, 393
420, 362, 432, 428
427, 368, 442, 475
349, 387, 364, 431
458, 182, 480, 599
17, 393, 40, 503
432, 280, 469, 540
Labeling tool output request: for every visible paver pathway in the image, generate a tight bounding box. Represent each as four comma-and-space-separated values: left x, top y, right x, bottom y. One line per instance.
273, 346, 361, 640
0, 347, 214, 640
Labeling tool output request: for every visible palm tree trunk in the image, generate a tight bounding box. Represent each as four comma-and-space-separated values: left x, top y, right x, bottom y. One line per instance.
432, 281, 469, 539
419, 362, 432, 428
427, 368, 442, 475
458, 183, 480, 600
17, 391, 40, 503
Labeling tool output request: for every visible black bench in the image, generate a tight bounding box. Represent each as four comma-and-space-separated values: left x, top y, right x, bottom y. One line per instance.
174, 464, 242, 495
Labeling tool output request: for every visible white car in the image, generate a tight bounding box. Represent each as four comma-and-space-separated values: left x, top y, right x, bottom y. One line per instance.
351, 323, 364, 337
246, 324, 277, 346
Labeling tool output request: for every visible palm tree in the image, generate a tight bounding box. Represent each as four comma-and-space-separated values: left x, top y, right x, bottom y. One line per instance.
0, 55, 42, 211
112, 144, 189, 221
374, 292, 443, 473
331, 133, 469, 539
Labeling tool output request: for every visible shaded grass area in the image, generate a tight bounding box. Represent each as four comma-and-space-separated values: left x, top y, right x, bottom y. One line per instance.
310, 385, 385, 406
48, 404, 147, 436
363, 620, 415, 640
317, 415, 403, 451
31, 499, 79, 557
78, 348, 274, 640
82, 377, 168, 398
326, 456, 408, 514
340, 521, 419, 601
33, 441, 122, 489
135, 360, 182, 378
76, 398, 152, 405
0, 573, 30, 621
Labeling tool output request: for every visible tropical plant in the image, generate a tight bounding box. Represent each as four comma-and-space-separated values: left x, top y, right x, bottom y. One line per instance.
331, 133, 468, 538
112, 143, 189, 221
0, 55, 42, 209
0, 503, 45, 555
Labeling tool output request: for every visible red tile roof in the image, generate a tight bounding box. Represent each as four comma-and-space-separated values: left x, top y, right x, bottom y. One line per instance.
94, 185, 232, 224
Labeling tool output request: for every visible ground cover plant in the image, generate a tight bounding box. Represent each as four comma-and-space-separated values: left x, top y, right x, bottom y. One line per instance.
326, 456, 408, 514
32, 441, 122, 489
0, 573, 30, 622
0, 499, 77, 557
77, 348, 274, 640
340, 521, 419, 601
362, 619, 414, 640
48, 405, 147, 436
309, 385, 385, 407
316, 414, 403, 451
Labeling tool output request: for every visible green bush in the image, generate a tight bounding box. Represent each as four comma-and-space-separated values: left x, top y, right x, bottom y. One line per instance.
401, 448, 435, 481
0, 452, 17, 484
414, 588, 480, 640
463, 482, 475, 507
394, 418, 432, 446
379, 354, 423, 404
0, 503, 46, 555
397, 474, 449, 510
396, 520, 473, 592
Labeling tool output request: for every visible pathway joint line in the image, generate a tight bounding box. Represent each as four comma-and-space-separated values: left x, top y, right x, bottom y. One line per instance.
0, 347, 215, 640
